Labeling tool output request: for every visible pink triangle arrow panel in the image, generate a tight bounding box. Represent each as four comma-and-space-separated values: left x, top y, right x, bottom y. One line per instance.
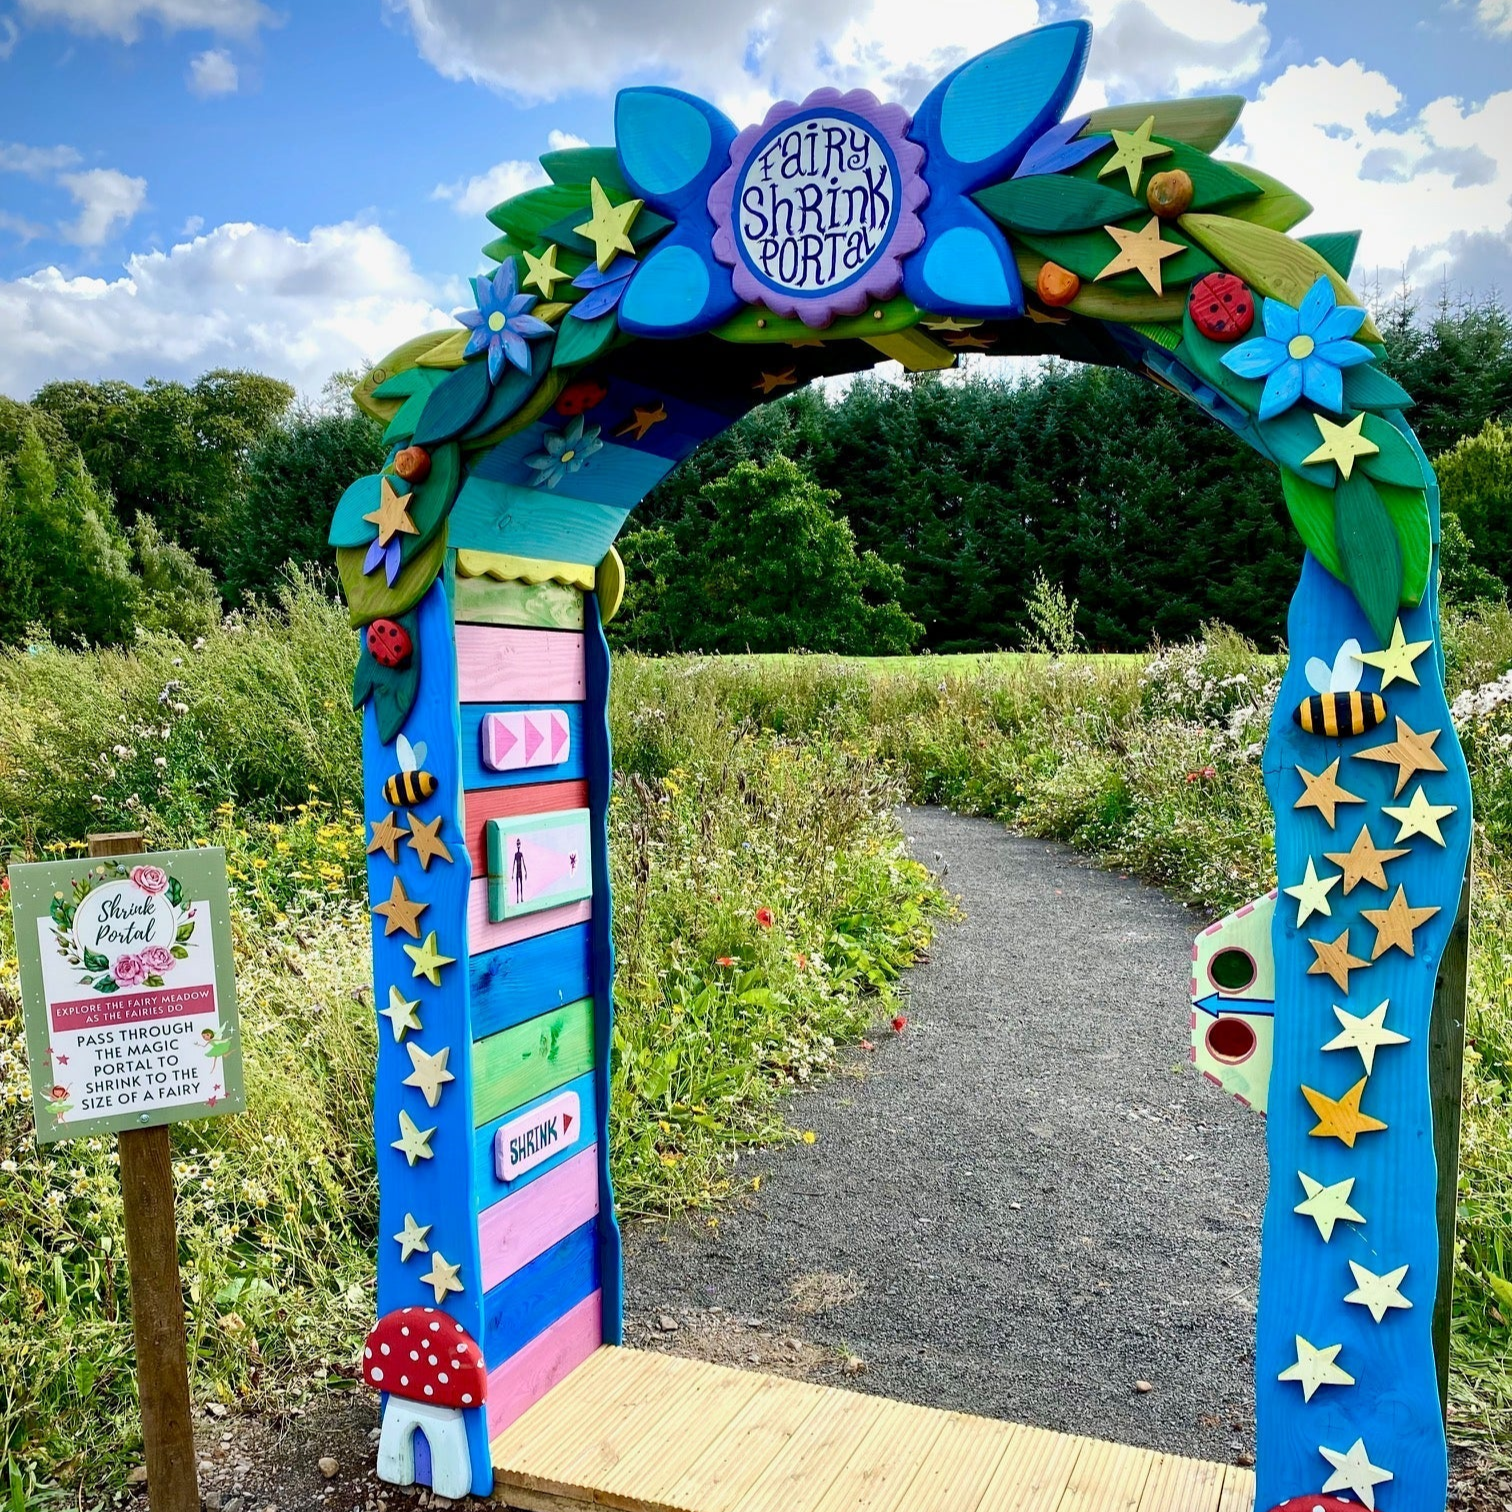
481, 709, 572, 773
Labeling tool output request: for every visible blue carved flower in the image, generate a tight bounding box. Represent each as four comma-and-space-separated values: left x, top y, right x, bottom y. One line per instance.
524, 415, 603, 489
1221, 275, 1374, 419
455, 261, 554, 383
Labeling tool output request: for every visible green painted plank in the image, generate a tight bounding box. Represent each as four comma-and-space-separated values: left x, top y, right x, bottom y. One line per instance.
472, 996, 595, 1130
452, 574, 585, 630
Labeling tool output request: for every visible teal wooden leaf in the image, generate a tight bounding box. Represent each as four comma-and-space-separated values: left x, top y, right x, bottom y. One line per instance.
1298, 231, 1361, 278
487, 184, 591, 241
1343, 364, 1415, 413
552, 310, 618, 368
540, 146, 630, 196
373, 367, 448, 445
1358, 412, 1428, 489
412, 359, 493, 448
1334, 473, 1404, 644
974, 175, 1141, 234
461, 334, 556, 441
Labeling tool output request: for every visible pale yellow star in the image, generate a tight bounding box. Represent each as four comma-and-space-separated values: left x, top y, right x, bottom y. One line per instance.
1345, 1260, 1412, 1324
1094, 217, 1185, 296
363, 475, 419, 548
419, 1251, 465, 1304
1294, 1171, 1365, 1242
404, 931, 455, 986
1278, 1335, 1355, 1401
392, 1109, 435, 1166
1381, 785, 1456, 847
1303, 1076, 1388, 1146
1284, 856, 1342, 926
380, 984, 423, 1043
1353, 619, 1433, 688
1320, 1439, 1393, 1508
1360, 884, 1440, 960
1303, 412, 1379, 481
573, 177, 643, 271
403, 1041, 455, 1109
1324, 1000, 1409, 1075
521, 243, 570, 297
393, 1212, 431, 1263
1096, 114, 1173, 194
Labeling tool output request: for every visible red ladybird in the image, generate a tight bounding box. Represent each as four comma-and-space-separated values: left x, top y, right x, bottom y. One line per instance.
365, 618, 412, 670
556, 377, 609, 416
1189, 272, 1255, 342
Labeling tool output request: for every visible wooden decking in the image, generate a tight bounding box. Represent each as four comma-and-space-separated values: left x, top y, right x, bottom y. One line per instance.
491, 1347, 1256, 1512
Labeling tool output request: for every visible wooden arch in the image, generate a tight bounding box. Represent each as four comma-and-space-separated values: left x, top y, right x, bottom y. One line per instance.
335, 23, 1468, 1511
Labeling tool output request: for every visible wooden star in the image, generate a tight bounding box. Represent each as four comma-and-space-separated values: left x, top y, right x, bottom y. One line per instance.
1345, 1260, 1412, 1324
1357, 717, 1448, 796
945, 332, 996, 349
393, 1212, 431, 1262
1360, 884, 1440, 960
786, 337, 825, 348
1303, 412, 1379, 481
920, 315, 983, 332
380, 985, 423, 1043
1324, 999, 1408, 1075
1382, 784, 1456, 846
1319, 1439, 1393, 1508
1096, 114, 1172, 193
1278, 1335, 1355, 1401
1353, 619, 1432, 688
403, 1042, 455, 1108
1094, 217, 1184, 296
372, 876, 428, 939
391, 1109, 435, 1166
1025, 305, 1072, 326
404, 931, 455, 986
420, 1251, 464, 1304
405, 812, 454, 871
1294, 1171, 1365, 1242
1284, 856, 1341, 926
1303, 1076, 1388, 1146
367, 810, 407, 863
1323, 822, 1408, 894
573, 177, 643, 271
364, 475, 419, 548
754, 368, 798, 394
1307, 928, 1371, 993
1294, 759, 1364, 828
616, 403, 667, 441
521, 243, 570, 297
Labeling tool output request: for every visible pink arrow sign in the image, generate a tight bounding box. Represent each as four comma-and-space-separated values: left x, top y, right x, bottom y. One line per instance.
480, 709, 572, 772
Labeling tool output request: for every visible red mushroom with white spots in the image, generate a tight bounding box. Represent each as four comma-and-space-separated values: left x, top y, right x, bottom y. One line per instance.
363, 1306, 486, 1497
1264, 1499, 1367, 1512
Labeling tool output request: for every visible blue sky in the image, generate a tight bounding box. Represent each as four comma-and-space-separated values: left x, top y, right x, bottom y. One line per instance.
1, 0, 1509, 398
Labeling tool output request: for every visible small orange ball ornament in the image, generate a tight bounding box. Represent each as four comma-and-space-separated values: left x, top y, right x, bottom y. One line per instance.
1146, 169, 1194, 218
1036, 261, 1081, 308
393, 446, 431, 484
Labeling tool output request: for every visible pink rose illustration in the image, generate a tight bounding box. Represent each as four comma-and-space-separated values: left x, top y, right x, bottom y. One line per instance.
131, 865, 170, 895
139, 945, 176, 975
114, 953, 148, 987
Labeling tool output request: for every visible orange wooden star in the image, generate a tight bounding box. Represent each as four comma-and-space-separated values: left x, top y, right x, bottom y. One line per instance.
1302, 1077, 1388, 1147
1323, 822, 1409, 894
1356, 717, 1448, 796
754, 368, 798, 394
1360, 884, 1440, 960
364, 476, 419, 548
1294, 760, 1365, 829
1094, 217, 1184, 295
945, 332, 996, 349
405, 812, 454, 871
1307, 928, 1371, 993
372, 876, 428, 939
615, 403, 667, 441
367, 810, 407, 863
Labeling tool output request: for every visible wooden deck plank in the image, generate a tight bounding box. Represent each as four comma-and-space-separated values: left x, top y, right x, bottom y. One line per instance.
897, 1412, 1022, 1512
977, 1423, 1088, 1512
1057, 1438, 1153, 1512
1215, 1466, 1257, 1512
806, 1396, 946, 1512
726, 1385, 889, 1512
1135, 1453, 1226, 1512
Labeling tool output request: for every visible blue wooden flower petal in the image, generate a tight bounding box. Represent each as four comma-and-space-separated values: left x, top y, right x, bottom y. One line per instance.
619, 229, 741, 339
902, 211, 1023, 318
615, 87, 736, 211
1013, 115, 1110, 179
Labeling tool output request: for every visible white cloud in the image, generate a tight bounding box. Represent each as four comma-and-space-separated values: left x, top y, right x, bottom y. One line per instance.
16, 0, 272, 41
58, 166, 146, 245
1470, 0, 1512, 36
0, 209, 48, 242
0, 17, 19, 56
0, 141, 82, 176
0, 219, 453, 398
546, 129, 589, 151
431, 158, 547, 218
187, 46, 237, 96
180, 213, 204, 236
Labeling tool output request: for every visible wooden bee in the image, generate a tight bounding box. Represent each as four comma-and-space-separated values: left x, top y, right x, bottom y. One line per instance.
1294, 639, 1385, 737
383, 734, 438, 807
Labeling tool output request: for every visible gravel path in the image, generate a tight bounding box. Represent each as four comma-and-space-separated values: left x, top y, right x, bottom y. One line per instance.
624, 806, 1267, 1466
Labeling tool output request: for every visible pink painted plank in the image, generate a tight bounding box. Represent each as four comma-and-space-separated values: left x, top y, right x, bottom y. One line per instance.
455, 625, 585, 704
478, 1144, 600, 1293
485, 1288, 603, 1439
469, 881, 591, 955
464, 778, 590, 872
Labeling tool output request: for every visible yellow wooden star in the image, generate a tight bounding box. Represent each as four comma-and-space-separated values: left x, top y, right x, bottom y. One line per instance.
1094, 217, 1185, 296
1283, 856, 1342, 925
1324, 1000, 1408, 1075
1294, 1171, 1365, 1242
372, 876, 428, 939
920, 315, 983, 332
1302, 412, 1379, 481
521, 243, 570, 297
1381, 785, 1456, 846
392, 1108, 435, 1166
1303, 1076, 1388, 1146
1278, 1335, 1355, 1401
404, 812, 454, 871
367, 810, 407, 863
1360, 883, 1440, 960
1353, 619, 1432, 688
573, 177, 643, 271
755, 368, 798, 394
393, 1212, 431, 1262
1345, 1260, 1412, 1324
1307, 928, 1371, 993
420, 1251, 464, 1304
616, 403, 667, 441
380, 984, 423, 1043
1096, 114, 1173, 194
1323, 822, 1408, 894
1294, 759, 1365, 828
1356, 717, 1448, 796
364, 475, 419, 548
403, 1041, 455, 1108
404, 930, 455, 986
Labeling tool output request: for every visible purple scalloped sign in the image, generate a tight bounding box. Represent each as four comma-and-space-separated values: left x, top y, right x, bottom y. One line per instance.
709, 88, 928, 328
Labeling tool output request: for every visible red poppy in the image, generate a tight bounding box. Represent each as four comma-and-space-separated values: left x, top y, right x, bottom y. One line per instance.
755, 907, 774, 929
891, 1014, 908, 1033
715, 956, 736, 968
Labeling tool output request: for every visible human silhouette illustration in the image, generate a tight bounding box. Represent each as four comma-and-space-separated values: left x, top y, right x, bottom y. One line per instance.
512, 837, 527, 903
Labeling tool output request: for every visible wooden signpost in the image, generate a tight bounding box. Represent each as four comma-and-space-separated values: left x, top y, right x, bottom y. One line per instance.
9, 835, 243, 1512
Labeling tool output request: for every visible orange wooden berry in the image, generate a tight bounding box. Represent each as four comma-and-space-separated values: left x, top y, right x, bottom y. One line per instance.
393, 446, 431, 484
1146, 169, 1194, 217
1036, 261, 1080, 307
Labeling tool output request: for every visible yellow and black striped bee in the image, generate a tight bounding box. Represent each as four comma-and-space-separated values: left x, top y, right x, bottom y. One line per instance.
383, 734, 438, 806
1294, 640, 1386, 737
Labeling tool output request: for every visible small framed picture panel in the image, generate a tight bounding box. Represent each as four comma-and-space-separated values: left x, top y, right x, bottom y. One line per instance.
486, 810, 593, 922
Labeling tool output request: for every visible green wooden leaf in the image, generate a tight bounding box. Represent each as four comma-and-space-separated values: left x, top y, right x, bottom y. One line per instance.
1130, 321, 1181, 351
1215, 165, 1313, 233
338, 528, 449, 629
1069, 139, 1261, 212
1081, 96, 1244, 152
1259, 409, 1339, 486
1358, 412, 1428, 490
374, 368, 449, 445
1282, 470, 1430, 608
1178, 311, 1264, 414
352, 607, 422, 742
1343, 364, 1415, 413
482, 234, 527, 266
539, 204, 674, 261
715, 296, 920, 343
1298, 231, 1360, 278
540, 147, 630, 195
1016, 219, 1218, 294
353, 331, 457, 422
1378, 482, 1431, 606
974, 175, 1141, 234
412, 359, 493, 448
399, 441, 462, 558
1334, 473, 1404, 643
460, 335, 556, 440
551, 310, 619, 368
487, 184, 591, 241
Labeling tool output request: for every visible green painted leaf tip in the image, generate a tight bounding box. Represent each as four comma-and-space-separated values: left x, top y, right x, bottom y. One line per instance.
1334, 473, 1405, 643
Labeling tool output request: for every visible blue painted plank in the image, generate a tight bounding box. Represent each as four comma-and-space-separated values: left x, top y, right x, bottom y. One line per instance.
480, 1219, 599, 1370
471, 422, 676, 505
470, 922, 593, 1040
449, 479, 630, 562
473, 1070, 600, 1213
459, 703, 586, 793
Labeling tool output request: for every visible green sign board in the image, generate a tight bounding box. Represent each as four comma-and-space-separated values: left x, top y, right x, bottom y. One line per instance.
8, 847, 244, 1143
